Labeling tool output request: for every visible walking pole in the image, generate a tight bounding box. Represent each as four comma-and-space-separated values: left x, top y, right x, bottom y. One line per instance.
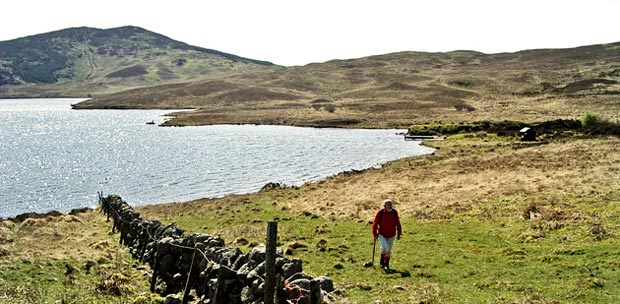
371, 237, 377, 268
364, 236, 377, 268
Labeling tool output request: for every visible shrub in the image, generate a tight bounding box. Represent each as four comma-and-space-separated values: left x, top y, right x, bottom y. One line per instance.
324, 104, 336, 113
580, 113, 620, 135
581, 113, 602, 128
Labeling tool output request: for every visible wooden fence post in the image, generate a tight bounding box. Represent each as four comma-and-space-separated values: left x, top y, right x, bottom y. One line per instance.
150, 253, 159, 292
182, 248, 198, 304
98, 192, 111, 222
310, 279, 322, 304
264, 221, 277, 304
119, 224, 125, 244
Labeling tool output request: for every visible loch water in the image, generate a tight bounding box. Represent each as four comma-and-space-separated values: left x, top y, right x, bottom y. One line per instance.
0, 99, 434, 218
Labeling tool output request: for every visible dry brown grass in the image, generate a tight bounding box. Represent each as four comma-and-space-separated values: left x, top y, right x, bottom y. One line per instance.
135, 136, 620, 224
256, 137, 617, 221
4, 211, 120, 262
0, 209, 156, 303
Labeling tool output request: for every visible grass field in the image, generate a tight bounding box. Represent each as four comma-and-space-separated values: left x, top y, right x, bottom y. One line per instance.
2, 133, 618, 303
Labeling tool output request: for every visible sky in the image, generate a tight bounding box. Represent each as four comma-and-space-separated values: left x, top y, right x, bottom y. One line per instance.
1, 0, 619, 66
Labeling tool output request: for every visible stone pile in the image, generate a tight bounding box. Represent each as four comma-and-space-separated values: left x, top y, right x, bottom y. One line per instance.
100, 194, 336, 304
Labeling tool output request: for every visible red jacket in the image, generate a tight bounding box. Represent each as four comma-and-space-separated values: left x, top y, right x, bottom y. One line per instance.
372, 208, 402, 239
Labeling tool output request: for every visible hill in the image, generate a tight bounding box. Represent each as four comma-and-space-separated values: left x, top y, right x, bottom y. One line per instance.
0, 26, 274, 97
75, 42, 620, 128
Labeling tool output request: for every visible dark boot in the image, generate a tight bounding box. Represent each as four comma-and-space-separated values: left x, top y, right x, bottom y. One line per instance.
379, 255, 385, 268
385, 257, 390, 270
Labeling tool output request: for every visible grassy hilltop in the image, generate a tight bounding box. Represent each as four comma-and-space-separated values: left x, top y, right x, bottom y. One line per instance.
0, 26, 274, 98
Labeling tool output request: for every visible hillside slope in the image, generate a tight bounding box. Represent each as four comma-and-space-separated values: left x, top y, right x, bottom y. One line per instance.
0, 26, 274, 97
77, 42, 620, 127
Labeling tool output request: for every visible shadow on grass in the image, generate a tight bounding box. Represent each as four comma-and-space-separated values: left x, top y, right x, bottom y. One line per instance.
384, 268, 412, 278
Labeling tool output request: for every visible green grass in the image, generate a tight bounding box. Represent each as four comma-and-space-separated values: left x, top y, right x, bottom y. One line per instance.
156, 191, 620, 303
69, 43, 95, 81
0, 250, 151, 304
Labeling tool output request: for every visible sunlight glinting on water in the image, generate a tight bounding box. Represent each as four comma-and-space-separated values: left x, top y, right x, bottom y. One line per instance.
0, 99, 434, 218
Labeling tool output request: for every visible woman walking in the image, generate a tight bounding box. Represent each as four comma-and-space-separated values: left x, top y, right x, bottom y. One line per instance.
372, 199, 402, 271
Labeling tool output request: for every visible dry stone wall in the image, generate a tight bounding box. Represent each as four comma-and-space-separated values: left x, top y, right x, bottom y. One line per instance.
100, 194, 336, 304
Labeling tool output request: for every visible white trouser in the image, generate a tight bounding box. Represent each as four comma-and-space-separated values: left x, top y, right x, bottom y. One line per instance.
378, 235, 395, 257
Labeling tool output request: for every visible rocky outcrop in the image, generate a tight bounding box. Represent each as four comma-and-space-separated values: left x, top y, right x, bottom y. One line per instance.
100, 194, 336, 303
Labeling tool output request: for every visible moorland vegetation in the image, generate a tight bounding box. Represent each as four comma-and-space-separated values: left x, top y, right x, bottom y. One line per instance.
74, 42, 620, 129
